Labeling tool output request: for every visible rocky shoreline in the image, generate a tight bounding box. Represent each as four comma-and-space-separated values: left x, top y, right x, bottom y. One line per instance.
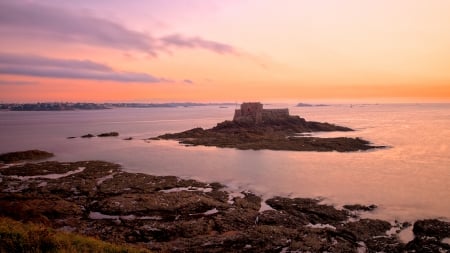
154, 118, 384, 152
1, 152, 449, 252
153, 103, 383, 152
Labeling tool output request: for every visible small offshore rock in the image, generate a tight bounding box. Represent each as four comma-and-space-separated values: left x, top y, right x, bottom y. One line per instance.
98, 132, 119, 137
0, 150, 54, 163
81, 134, 95, 138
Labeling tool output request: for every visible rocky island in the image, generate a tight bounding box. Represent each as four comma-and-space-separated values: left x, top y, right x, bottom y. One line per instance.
0, 151, 449, 252
153, 102, 382, 152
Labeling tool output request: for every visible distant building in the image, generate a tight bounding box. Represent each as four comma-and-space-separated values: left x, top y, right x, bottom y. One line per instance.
233, 102, 290, 124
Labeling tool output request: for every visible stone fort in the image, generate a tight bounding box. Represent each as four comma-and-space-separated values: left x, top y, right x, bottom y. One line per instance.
233, 102, 290, 124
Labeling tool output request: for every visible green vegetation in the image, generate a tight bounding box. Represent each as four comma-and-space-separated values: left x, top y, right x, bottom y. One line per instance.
0, 217, 150, 253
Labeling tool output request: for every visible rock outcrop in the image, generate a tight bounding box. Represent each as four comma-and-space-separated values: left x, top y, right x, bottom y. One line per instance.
153, 102, 383, 152
98, 132, 119, 137
1, 159, 448, 252
0, 150, 54, 164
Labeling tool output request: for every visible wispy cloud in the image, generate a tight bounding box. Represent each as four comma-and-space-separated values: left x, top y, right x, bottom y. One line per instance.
183, 79, 194, 84
0, 53, 163, 83
161, 34, 238, 55
0, 1, 159, 55
0, 80, 37, 85
0, 1, 238, 56
0, 53, 113, 72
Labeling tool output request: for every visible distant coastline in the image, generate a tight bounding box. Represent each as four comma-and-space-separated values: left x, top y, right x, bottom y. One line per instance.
296, 102, 329, 107
0, 102, 235, 111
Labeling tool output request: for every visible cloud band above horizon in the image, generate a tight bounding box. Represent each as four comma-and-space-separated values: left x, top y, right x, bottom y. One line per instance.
0, 1, 238, 56
0, 53, 163, 83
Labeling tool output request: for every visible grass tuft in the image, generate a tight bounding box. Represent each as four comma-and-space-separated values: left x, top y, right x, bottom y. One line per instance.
0, 217, 150, 253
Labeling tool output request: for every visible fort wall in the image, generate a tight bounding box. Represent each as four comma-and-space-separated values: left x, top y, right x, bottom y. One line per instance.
262, 109, 289, 121
233, 102, 290, 124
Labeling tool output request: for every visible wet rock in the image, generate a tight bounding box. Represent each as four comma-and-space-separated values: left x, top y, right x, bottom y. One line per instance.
0, 193, 82, 222
97, 172, 209, 195
404, 219, 450, 253
1, 159, 442, 252
412, 219, 450, 240
0, 150, 54, 164
406, 237, 450, 253
97, 132, 119, 137
212, 193, 262, 233
81, 134, 95, 138
258, 209, 309, 228
337, 219, 391, 241
266, 197, 349, 225
93, 191, 227, 218
0, 161, 80, 176
364, 236, 405, 253
233, 192, 261, 211
343, 204, 377, 211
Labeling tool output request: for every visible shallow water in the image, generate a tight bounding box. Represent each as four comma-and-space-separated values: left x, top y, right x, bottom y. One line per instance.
0, 103, 449, 222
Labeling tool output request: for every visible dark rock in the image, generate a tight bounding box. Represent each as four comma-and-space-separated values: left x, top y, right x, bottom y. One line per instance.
0, 194, 82, 222
123, 137, 133, 140
412, 219, 450, 240
153, 105, 382, 152
258, 209, 309, 228
67, 136, 77, 139
93, 191, 226, 218
81, 134, 95, 138
0, 161, 80, 176
0, 150, 54, 164
266, 197, 348, 225
3, 159, 443, 252
97, 132, 119, 137
338, 219, 391, 241
364, 236, 405, 253
343, 204, 377, 211
406, 237, 450, 252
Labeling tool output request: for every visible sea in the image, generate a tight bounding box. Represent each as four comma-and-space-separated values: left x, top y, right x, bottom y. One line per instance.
1, 103, 449, 223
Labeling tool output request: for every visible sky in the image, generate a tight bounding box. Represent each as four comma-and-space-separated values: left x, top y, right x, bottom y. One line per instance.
1, 0, 450, 103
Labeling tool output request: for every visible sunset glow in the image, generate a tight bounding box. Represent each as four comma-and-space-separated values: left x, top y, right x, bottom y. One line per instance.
1, 0, 450, 102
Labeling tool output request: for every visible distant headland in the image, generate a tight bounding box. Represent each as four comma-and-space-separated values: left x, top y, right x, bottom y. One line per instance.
153, 102, 382, 152
0, 102, 235, 111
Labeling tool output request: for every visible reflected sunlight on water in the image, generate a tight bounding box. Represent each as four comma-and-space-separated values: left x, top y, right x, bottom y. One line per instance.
1, 103, 449, 222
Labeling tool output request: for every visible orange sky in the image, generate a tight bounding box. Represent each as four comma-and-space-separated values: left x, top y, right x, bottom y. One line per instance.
1, 0, 449, 102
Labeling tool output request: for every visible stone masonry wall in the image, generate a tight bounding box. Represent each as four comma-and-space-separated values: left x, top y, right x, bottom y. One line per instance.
233, 103, 289, 124
233, 102, 263, 123
261, 109, 290, 121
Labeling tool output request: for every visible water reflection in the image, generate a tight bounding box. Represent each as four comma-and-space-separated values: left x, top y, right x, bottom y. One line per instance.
1, 104, 449, 222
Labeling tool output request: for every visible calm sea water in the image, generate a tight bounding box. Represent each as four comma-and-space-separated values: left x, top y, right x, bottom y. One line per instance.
0, 103, 449, 222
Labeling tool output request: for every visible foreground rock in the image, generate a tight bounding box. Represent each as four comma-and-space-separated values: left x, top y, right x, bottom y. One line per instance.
0, 150, 54, 164
405, 219, 450, 252
1, 160, 447, 252
153, 102, 382, 152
